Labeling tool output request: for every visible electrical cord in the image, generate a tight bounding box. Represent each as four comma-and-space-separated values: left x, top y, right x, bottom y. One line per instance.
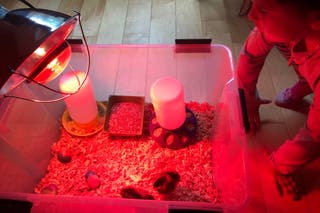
19, 0, 36, 9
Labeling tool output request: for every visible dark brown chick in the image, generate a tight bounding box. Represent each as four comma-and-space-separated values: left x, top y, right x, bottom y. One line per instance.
120, 186, 154, 200
153, 171, 180, 194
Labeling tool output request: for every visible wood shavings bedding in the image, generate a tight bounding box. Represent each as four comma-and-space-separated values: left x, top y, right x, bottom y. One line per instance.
34, 102, 243, 204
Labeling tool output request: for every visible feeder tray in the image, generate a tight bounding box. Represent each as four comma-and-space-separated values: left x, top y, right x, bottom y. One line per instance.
104, 95, 145, 136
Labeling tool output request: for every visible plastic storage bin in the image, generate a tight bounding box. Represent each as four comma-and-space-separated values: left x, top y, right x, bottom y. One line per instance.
0, 44, 248, 212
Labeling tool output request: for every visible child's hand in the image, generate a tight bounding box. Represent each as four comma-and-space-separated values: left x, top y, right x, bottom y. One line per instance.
273, 170, 303, 201
263, 152, 304, 201
245, 90, 271, 134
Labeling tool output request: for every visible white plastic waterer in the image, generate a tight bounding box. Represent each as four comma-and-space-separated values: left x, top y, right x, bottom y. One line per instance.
150, 77, 186, 130
59, 71, 98, 126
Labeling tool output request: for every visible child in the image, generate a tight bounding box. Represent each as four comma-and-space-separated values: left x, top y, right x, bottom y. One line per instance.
236, 0, 320, 200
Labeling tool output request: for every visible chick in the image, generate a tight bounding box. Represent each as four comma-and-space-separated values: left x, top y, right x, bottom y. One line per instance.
120, 186, 154, 200
153, 171, 180, 195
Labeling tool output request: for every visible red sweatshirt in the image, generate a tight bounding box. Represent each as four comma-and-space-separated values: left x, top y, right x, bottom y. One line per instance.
237, 27, 320, 174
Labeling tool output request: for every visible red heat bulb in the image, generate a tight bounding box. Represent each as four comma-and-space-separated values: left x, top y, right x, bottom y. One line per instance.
33, 42, 72, 84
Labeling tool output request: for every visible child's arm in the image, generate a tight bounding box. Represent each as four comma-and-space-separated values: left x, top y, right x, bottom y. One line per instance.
270, 127, 320, 174
269, 125, 320, 200
236, 27, 274, 133
236, 27, 274, 94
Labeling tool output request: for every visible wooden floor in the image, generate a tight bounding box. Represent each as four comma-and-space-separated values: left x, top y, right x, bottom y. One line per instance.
1, 0, 319, 212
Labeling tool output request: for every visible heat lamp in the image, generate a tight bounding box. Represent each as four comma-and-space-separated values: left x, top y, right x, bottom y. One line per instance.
0, 7, 84, 101
0, 5, 105, 136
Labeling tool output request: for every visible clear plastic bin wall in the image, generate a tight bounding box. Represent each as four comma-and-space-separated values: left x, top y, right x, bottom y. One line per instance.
0, 44, 248, 212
